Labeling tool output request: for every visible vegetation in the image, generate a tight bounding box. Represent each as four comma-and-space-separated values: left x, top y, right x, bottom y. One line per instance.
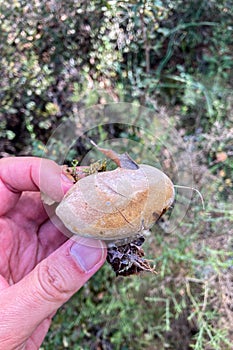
1, 0, 233, 349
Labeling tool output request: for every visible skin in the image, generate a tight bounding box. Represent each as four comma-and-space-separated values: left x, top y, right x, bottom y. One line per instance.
0, 157, 106, 350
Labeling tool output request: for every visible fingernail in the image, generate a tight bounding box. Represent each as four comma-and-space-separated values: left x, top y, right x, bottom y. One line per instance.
70, 239, 105, 272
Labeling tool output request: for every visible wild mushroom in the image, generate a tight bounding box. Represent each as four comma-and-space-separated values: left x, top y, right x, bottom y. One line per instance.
56, 144, 175, 276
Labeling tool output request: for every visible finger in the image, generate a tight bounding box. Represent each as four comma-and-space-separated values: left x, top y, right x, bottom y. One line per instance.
6, 192, 49, 227
0, 157, 73, 215
0, 177, 21, 217
37, 218, 69, 259
0, 237, 106, 348
0, 275, 9, 291
26, 317, 53, 350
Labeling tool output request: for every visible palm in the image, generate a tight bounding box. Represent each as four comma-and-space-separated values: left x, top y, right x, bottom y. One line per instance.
0, 191, 67, 349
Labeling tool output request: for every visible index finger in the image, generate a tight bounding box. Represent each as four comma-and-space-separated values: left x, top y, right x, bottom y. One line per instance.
0, 157, 73, 216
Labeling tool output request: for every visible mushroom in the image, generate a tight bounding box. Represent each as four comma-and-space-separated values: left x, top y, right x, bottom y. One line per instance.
56, 145, 175, 276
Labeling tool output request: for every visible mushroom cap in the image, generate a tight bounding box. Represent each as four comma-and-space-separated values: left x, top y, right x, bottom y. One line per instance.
55, 164, 175, 240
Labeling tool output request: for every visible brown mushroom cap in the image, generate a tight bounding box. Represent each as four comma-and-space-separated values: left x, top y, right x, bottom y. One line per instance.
55, 164, 175, 240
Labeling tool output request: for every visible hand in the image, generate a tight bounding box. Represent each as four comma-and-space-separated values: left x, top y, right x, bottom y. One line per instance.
0, 157, 106, 350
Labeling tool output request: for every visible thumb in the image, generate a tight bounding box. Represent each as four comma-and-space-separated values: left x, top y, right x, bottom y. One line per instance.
0, 237, 106, 348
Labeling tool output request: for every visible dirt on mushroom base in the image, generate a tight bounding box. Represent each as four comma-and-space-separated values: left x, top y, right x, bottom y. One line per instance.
106, 235, 156, 276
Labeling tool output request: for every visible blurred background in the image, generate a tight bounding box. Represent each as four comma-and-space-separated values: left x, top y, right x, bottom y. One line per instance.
0, 1, 233, 349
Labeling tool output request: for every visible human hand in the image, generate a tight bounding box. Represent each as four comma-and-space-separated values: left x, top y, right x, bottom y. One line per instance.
0, 157, 106, 350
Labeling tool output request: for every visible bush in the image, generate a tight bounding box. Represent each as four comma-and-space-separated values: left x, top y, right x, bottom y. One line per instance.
1, 1, 233, 349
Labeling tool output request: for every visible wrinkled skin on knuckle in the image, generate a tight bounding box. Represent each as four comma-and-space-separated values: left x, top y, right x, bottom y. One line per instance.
36, 263, 72, 302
